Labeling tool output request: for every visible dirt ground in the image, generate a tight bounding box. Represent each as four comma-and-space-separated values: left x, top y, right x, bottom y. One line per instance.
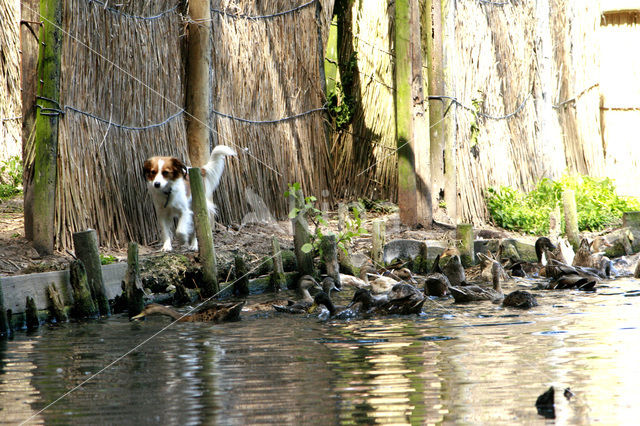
0, 194, 522, 277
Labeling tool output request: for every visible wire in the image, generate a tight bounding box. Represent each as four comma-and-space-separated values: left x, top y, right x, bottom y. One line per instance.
86, 0, 178, 20
211, 0, 317, 20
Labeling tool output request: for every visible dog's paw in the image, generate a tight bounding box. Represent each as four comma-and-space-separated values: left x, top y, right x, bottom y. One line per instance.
161, 241, 173, 252
189, 240, 199, 251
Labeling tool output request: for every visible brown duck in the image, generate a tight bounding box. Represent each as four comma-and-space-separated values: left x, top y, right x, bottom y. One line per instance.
131, 301, 245, 323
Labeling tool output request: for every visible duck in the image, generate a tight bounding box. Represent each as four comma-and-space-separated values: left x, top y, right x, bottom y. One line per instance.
538, 255, 599, 290
502, 236, 558, 277
331, 282, 426, 317
572, 238, 613, 278
502, 290, 538, 309
131, 300, 245, 323
272, 275, 338, 314
442, 254, 467, 287
450, 262, 503, 303
313, 291, 361, 320
423, 254, 451, 297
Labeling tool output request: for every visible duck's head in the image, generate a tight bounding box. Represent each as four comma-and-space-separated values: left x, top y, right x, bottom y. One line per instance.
130, 303, 173, 320
321, 276, 341, 294
535, 237, 556, 263
350, 288, 374, 308
299, 275, 322, 291
313, 291, 336, 315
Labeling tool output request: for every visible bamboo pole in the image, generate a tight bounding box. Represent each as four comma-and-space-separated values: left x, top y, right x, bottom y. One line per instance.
189, 167, 219, 296
185, 0, 212, 167
562, 189, 579, 249
441, 0, 457, 223
456, 223, 474, 267
395, 0, 418, 226
69, 259, 98, 319
269, 236, 285, 292
32, 0, 63, 254
73, 230, 110, 316
47, 283, 67, 323
411, 0, 433, 227
320, 234, 341, 288
291, 189, 315, 281
233, 253, 250, 297
25, 296, 39, 331
371, 220, 385, 265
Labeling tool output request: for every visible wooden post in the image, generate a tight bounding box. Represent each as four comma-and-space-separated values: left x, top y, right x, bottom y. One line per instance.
320, 234, 341, 288
425, 0, 445, 207
185, 0, 212, 167
47, 283, 67, 324
73, 230, 110, 316
189, 167, 219, 297
32, 0, 64, 254
269, 237, 285, 292
371, 220, 385, 266
0, 278, 9, 337
337, 203, 348, 232
69, 260, 98, 319
233, 253, 250, 296
410, 0, 433, 228
442, 0, 457, 223
124, 242, 145, 319
623, 211, 640, 229
562, 189, 579, 249
26, 296, 39, 331
394, 0, 418, 226
291, 189, 315, 281
456, 223, 474, 267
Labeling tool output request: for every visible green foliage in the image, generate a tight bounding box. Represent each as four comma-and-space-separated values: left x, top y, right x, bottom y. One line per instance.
100, 254, 117, 265
285, 183, 366, 256
0, 155, 23, 199
326, 52, 357, 130
486, 175, 640, 234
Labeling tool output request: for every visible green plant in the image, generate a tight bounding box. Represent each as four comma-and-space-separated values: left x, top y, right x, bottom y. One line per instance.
326, 52, 357, 130
0, 155, 23, 199
100, 254, 117, 265
486, 175, 640, 234
285, 183, 366, 256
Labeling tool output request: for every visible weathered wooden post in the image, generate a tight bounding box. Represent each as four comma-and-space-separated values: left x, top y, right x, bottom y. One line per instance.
188, 167, 218, 297
124, 242, 145, 319
320, 234, 341, 288
371, 220, 385, 266
442, 0, 457, 222
623, 211, 640, 229
269, 237, 285, 292
73, 230, 110, 316
290, 188, 315, 282
25, 296, 39, 331
233, 252, 250, 296
185, 0, 212, 167
32, 0, 64, 254
0, 279, 9, 337
47, 283, 67, 324
337, 203, 348, 232
562, 188, 579, 249
456, 223, 474, 267
69, 260, 98, 319
394, 0, 418, 226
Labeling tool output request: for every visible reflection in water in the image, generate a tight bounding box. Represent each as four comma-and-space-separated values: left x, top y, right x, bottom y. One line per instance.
0, 277, 639, 424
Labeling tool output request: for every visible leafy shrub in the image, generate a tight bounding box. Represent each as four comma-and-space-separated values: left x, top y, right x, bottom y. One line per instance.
486, 175, 640, 234
0, 155, 22, 199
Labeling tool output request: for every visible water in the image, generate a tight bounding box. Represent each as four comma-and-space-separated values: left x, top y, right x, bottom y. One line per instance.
2, 277, 640, 425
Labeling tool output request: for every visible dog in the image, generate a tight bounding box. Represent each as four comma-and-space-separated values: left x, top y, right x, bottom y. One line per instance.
143, 145, 236, 251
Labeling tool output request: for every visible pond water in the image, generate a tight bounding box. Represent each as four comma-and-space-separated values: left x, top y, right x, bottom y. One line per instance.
2, 277, 640, 425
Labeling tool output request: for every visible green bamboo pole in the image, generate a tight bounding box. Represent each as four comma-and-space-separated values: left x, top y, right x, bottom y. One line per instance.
32, 0, 63, 254
185, 0, 212, 167
441, 0, 457, 222
395, 0, 418, 226
189, 167, 219, 296
73, 230, 110, 316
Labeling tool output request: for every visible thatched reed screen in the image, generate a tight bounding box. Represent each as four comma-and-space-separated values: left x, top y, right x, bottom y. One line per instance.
54, 0, 187, 249
0, 0, 22, 168
208, 0, 334, 223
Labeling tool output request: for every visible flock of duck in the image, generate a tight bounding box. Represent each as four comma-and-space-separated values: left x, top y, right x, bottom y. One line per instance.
132, 235, 640, 324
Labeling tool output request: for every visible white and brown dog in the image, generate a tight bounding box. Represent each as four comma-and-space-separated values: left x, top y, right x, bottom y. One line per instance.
143, 145, 236, 251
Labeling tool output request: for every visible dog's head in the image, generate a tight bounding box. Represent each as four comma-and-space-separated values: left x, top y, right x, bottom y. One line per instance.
143, 156, 187, 192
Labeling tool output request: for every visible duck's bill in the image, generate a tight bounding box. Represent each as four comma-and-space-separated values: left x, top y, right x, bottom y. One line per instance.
130, 312, 146, 321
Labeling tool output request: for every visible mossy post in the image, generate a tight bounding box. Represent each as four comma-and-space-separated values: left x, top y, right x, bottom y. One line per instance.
442, 0, 457, 222
26, 296, 39, 331
269, 237, 285, 292
69, 259, 98, 319
371, 220, 385, 266
337, 203, 348, 232
185, 0, 212, 167
562, 188, 579, 249
0, 280, 9, 337
47, 283, 67, 323
233, 253, 250, 297
189, 167, 218, 297
32, 0, 63, 255
125, 242, 145, 319
73, 230, 110, 316
290, 188, 315, 283
394, 0, 418, 226
456, 223, 474, 267
320, 234, 341, 288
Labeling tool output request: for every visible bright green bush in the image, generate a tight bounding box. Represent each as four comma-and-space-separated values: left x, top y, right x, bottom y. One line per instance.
486, 175, 640, 234
0, 155, 23, 199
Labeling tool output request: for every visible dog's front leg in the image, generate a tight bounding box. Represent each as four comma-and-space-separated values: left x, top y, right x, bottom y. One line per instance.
160, 219, 173, 252
176, 211, 196, 250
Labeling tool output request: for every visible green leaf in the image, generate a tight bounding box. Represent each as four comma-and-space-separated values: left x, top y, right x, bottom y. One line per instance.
288, 208, 300, 219
301, 243, 314, 253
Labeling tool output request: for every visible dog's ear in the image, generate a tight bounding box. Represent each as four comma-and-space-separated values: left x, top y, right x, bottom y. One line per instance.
142, 159, 153, 180
171, 158, 188, 178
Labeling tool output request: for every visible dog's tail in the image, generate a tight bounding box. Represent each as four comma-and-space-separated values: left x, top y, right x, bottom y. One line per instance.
202, 145, 236, 215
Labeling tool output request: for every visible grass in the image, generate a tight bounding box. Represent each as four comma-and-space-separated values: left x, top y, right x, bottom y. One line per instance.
0, 155, 23, 200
